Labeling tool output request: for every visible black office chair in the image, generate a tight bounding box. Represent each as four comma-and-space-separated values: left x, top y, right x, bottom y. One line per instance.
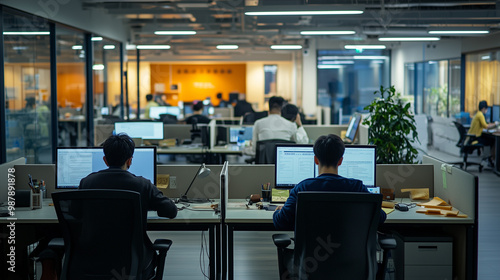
159, 113, 178, 124
272, 192, 396, 280
255, 139, 295, 164
453, 121, 484, 172
242, 111, 268, 124
51, 190, 172, 280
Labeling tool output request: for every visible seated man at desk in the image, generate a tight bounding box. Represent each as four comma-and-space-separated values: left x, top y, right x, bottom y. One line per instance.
273, 134, 386, 231
185, 101, 211, 124
251, 97, 308, 155
468, 100, 499, 167
79, 133, 178, 278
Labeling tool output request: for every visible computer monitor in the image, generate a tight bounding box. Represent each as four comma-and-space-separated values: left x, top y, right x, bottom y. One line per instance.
101, 107, 109, 116
484, 107, 491, 123
56, 146, 157, 189
229, 127, 241, 143
491, 105, 500, 123
229, 126, 253, 143
114, 122, 164, 140
149, 106, 181, 120
344, 113, 362, 143
275, 144, 376, 189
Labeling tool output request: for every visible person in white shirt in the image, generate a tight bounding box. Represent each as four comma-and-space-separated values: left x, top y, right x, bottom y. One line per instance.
251, 97, 309, 155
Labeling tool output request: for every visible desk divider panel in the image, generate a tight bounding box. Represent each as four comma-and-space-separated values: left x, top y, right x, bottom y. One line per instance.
94, 124, 114, 145
422, 155, 477, 220
0, 158, 26, 203
358, 124, 369, 145
14, 164, 56, 198
163, 124, 193, 141
376, 164, 434, 198
157, 165, 222, 200
227, 165, 275, 199
303, 125, 348, 143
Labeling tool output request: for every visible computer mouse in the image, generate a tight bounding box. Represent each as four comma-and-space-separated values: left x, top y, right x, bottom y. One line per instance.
395, 203, 409, 211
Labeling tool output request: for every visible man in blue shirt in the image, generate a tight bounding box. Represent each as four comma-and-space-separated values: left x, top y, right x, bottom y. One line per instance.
273, 134, 386, 230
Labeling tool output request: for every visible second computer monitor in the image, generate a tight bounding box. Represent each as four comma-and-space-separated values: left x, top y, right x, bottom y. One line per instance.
491, 105, 500, 123
114, 122, 164, 140
275, 144, 376, 189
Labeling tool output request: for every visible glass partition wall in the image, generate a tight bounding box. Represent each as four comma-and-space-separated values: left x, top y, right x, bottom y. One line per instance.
1, 6, 124, 163
3, 11, 52, 163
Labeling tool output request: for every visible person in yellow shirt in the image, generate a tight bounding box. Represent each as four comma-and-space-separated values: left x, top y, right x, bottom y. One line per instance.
144, 94, 159, 119
468, 100, 498, 166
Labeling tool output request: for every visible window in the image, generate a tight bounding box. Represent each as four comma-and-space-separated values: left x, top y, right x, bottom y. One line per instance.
317, 49, 390, 124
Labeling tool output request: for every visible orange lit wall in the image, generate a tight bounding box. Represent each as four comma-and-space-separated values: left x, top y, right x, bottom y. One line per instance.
57, 63, 86, 108
150, 64, 246, 105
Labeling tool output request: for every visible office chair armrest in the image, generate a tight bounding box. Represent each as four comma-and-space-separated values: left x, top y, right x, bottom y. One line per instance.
272, 234, 292, 248
153, 239, 173, 252
47, 238, 65, 249
378, 237, 397, 250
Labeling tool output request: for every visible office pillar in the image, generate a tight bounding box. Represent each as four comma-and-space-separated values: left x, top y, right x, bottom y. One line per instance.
85, 33, 94, 146
49, 23, 58, 162
119, 43, 125, 119
136, 48, 140, 119
0, 6, 6, 163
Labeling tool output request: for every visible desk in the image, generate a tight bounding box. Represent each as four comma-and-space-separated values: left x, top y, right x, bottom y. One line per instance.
483, 130, 500, 176
0, 200, 221, 280
224, 199, 475, 280
157, 144, 242, 155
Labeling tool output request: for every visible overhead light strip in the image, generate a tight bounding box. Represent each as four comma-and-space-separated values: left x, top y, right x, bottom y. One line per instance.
300, 31, 356, 35
428, 30, 489, 34
136, 45, 171, 50
216, 45, 239, 50
91, 37, 103, 41
3, 31, 50, 35
270, 45, 303, 50
245, 10, 363, 16
379, 37, 440, 41
155, 31, 197, 35
344, 45, 387, 49
103, 45, 116, 50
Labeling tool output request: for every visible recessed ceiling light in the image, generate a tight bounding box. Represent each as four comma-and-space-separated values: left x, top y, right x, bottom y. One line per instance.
92, 64, 105, 70
91, 37, 103, 41
378, 37, 440, 41
72, 45, 83, 50
136, 45, 171, 50
216, 45, 239, 50
154, 31, 197, 35
245, 10, 363, 16
300, 31, 356, 35
318, 65, 344, 69
3, 31, 50, 35
428, 30, 489, 35
103, 45, 116, 50
344, 45, 387, 50
270, 45, 303, 50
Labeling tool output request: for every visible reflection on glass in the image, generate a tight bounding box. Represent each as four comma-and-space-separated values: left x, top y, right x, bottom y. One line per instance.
264, 65, 277, 95
449, 59, 461, 117
316, 49, 390, 124
3, 11, 52, 163
465, 50, 500, 114
422, 60, 448, 117
56, 26, 86, 146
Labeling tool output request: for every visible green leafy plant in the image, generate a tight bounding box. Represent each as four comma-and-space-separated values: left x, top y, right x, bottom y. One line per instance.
363, 85, 420, 164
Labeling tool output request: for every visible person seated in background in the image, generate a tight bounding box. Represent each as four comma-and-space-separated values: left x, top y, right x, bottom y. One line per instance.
251, 97, 308, 155
216, 92, 229, 108
185, 101, 211, 124
144, 94, 159, 119
468, 100, 498, 167
233, 93, 254, 117
273, 134, 386, 231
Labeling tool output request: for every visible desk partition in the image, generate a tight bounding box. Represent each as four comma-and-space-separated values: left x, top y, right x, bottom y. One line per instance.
302, 125, 347, 142
0, 157, 25, 203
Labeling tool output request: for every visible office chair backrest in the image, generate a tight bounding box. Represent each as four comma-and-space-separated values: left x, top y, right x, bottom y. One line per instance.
294, 192, 382, 280
255, 139, 295, 164
242, 111, 268, 124
52, 190, 145, 280
453, 121, 468, 148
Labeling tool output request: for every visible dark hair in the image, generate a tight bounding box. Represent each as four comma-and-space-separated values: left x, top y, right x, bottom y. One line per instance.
269, 96, 285, 111
479, 100, 488, 110
146, 94, 153, 101
217, 93, 223, 99
281, 104, 298, 122
103, 133, 135, 167
313, 134, 345, 168
193, 102, 204, 112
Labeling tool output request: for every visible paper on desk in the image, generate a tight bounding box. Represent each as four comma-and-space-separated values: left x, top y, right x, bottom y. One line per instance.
401, 188, 429, 200
227, 202, 248, 208
157, 174, 169, 189
417, 197, 453, 210
382, 208, 395, 215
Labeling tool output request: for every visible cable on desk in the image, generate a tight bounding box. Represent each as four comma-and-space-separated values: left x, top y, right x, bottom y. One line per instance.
200, 230, 209, 279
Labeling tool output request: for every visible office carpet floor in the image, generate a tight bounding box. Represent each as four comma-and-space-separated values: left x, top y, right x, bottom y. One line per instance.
147, 148, 500, 280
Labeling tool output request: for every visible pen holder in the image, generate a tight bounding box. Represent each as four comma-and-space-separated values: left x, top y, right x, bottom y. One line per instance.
261, 188, 271, 202
32, 192, 42, 209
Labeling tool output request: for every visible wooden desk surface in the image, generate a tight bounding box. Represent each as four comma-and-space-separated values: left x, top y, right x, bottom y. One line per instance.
0, 200, 220, 224
224, 199, 474, 225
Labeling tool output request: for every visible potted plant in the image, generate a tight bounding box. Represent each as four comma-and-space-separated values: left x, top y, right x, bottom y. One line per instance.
363, 85, 420, 164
